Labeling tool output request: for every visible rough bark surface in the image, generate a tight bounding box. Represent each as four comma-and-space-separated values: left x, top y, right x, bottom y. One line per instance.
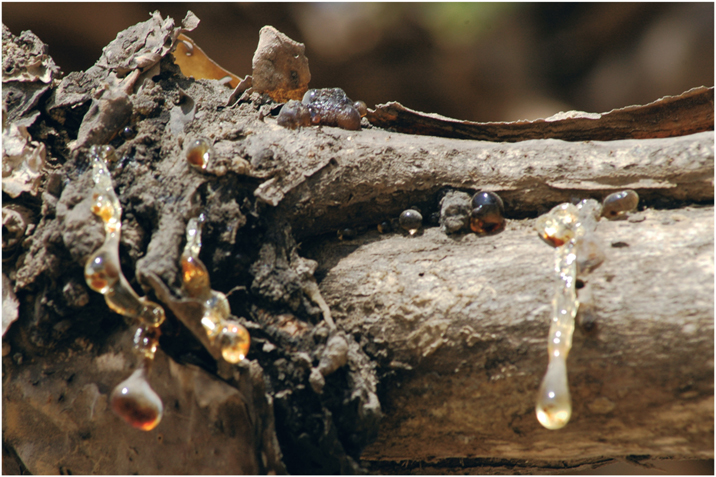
2, 14, 714, 475
307, 206, 713, 472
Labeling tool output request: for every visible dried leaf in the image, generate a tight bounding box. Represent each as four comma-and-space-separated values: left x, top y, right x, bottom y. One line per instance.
174, 34, 242, 88
2, 120, 46, 198
88, 10, 198, 78
367, 86, 714, 142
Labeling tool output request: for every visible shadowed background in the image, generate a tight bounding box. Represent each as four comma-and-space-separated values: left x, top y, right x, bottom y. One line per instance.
3, 2, 713, 122
2, 2, 713, 475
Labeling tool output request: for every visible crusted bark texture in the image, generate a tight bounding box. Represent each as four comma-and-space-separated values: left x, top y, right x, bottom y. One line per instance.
2, 14, 714, 475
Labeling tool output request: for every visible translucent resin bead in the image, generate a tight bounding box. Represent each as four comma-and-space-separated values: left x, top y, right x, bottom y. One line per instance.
181, 255, 211, 299
110, 367, 163, 431
399, 209, 422, 235
85, 245, 121, 293
602, 190, 639, 219
535, 203, 579, 247
469, 191, 505, 235
218, 320, 251, 363
186, 138, 212, 170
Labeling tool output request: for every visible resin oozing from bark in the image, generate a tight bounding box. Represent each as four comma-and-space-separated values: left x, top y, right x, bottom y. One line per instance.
84, 145, 165, 430
303, 88, 364, 130
181, 215, 250, 363
533, 199, 604, 430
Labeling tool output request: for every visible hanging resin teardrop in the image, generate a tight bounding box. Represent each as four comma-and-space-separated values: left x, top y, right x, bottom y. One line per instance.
110, 367, 163, 431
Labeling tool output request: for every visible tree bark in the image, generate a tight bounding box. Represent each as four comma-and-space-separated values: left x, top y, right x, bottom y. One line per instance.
2, 16, 713, 475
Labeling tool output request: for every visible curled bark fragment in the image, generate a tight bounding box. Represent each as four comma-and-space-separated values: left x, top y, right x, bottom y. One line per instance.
367, 86, 714, 142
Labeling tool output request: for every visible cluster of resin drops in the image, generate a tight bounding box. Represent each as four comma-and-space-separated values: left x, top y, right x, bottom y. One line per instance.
84, 145, 249, 431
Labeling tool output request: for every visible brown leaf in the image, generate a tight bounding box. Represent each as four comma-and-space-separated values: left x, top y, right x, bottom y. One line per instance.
174, 34, 241, 88
367, 86, 714, 142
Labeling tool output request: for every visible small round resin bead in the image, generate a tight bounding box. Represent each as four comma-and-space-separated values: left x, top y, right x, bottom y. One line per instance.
399, 209, 423, 235
601, 190, 639, 219
186, 138, 212, 170
110, 367, 163, 431
218, 320, 251, 363
337, 228, 357, 241
119, 125, 135, 140
469, 191, 505, 235
377, 221, 393, 234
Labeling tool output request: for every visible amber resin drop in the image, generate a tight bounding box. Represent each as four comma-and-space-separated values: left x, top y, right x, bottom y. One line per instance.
218, 320, 251, 363
85, 248, 121, 293
469, 191, 505, 235
181, 255, 210, 299
186, 138, 212, 170
110, 367, 163, 431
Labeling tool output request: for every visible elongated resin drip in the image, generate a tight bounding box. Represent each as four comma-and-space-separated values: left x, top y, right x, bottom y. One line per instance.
181, 215, 250, 363
534, 200, 604, 430
84, 146, 166, 328
84, 145, 165, 430
536, 236, 577, 430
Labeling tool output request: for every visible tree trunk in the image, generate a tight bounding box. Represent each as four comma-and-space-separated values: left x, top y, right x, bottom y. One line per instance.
2, 15, 713, 475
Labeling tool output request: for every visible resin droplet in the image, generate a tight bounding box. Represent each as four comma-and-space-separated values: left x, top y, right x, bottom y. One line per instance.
536, 358, 572, 430
119, 125, 135, 140
534, 203, 579, 247
88, 145, 122, 234
377, 221, 393, 234
110, 367, 163, 431
133, 325, 161, 360
85, 246, 121, 293
181, 255, 210, 298
602, 190, 639, 219
337, 228, 357, 241
218, 320, 251, 363
353, 100, 368, 117
186, 138, 212, 170
299, 88, 364, 131
399, 209, 422, 235
277, 100, 311, 129
469, 191, 505, 235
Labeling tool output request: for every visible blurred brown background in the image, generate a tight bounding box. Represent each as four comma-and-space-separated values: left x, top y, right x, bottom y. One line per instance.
2, 3, 714, 475
3, 2, 714, 122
